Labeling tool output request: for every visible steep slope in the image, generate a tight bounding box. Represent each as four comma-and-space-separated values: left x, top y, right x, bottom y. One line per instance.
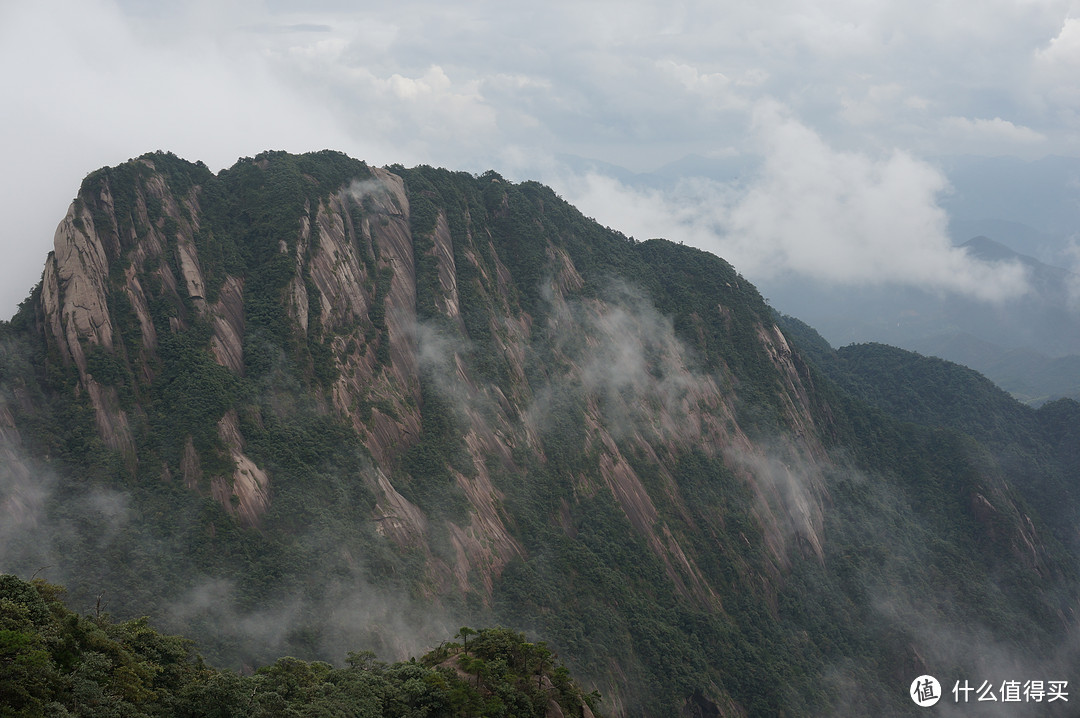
1, 151, 1078, 716
779, 320, 1080, 567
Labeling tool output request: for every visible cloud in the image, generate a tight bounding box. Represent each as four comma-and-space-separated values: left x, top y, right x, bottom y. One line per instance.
941, 116, 1047, 145
1035, 16, 1080, 69
554, 102, 1031, 302
0, 0, 362, 319
569, 283, 708, 442
0, 434, 133, 590
1032, 16, 1080, 109
162, 573, 453, 667
1059, 239, 1080, 312
0, 417, 455, 667
4, 0, 1079, 319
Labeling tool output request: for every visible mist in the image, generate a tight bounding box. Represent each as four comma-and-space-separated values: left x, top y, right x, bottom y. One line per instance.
821, 461, 1080, 717
0, 441, 457, 669
1, 358, 458, 672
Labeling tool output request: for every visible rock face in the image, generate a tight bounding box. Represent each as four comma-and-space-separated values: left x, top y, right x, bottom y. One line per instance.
30, 149, 831, 671
39, 156, 263, 510
13, 150, 1074, 717
42, 196, 135, 460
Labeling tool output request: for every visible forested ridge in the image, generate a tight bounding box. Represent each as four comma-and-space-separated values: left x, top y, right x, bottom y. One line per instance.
0, 573, 598, 717
1, 150, 1078, 716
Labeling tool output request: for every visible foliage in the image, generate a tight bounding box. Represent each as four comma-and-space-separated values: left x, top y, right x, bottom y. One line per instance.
0, 574, 600, 718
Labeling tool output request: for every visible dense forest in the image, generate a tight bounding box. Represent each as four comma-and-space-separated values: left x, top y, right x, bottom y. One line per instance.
1, 150, 1079, 715
0, 573, 599, 717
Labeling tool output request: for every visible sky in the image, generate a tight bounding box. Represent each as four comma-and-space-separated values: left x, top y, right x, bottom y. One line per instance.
3, 0, 1080, 317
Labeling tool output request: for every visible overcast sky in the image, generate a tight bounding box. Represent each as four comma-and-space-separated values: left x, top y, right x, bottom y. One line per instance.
3, 0, 1080, 317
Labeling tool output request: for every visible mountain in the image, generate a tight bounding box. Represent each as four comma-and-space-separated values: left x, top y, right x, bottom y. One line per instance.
761, 235, 1080, 404
2, 150, 1080, 716
960, 236, 1076, 304
947, 219, 1059, 261
764, 235, 1080, 354
909, 332, 1080, 405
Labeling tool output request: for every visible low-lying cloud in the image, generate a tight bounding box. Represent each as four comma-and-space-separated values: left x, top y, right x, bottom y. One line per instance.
555, 102, 1031, 303
161, 572, 453, 669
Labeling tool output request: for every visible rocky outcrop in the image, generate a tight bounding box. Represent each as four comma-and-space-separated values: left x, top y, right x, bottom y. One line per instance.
180, 436, 202, 491
176, 233, 207, 308
309, 195, 370, 329
371, 466, 428, 546
209, 276, 244, 374
446, 428, 524, 596
369, 169, 420, 389
326, 170, 423, 473
41, 199, 137, 461
212, 410, 270, 526
429, 211, 465, 329
46, 201, 114, 371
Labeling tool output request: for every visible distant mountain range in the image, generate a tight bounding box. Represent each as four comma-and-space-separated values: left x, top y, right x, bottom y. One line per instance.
761, 235, 1080, 404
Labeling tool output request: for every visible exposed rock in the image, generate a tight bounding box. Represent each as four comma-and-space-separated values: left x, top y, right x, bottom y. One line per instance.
180, 436, 202, 492
42, 197, 137, 460
175, 233, 207, 307
49, 201, 114, 373
429, 211, 464, 329
370, 467, 428, 546
123, 271, 158, 375
214, 410, 270, 526
328, 168, 423, 474
210, 276, 245, 374
445, 428, 524, 596
545, 698, 565, 718
308, 195, 369, 329
84, 379, 135, 461
756, 323, 819, 444
547, 244, 584, 296
370, 169, 419, 389
0, 403, 17, 440
287, 215, 311, 333
41, 255, 67, 363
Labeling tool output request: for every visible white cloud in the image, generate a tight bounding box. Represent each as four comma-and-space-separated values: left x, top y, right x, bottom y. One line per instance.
1033, 16, 1080, 108
839, 83, 923, 127
555, 102, 1031, 302
942, 116, 1048, 144
657, 60, 731, 93
1035, 16, 1080, 68
0, 0, 360, 315
1, 0, 1077, 317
